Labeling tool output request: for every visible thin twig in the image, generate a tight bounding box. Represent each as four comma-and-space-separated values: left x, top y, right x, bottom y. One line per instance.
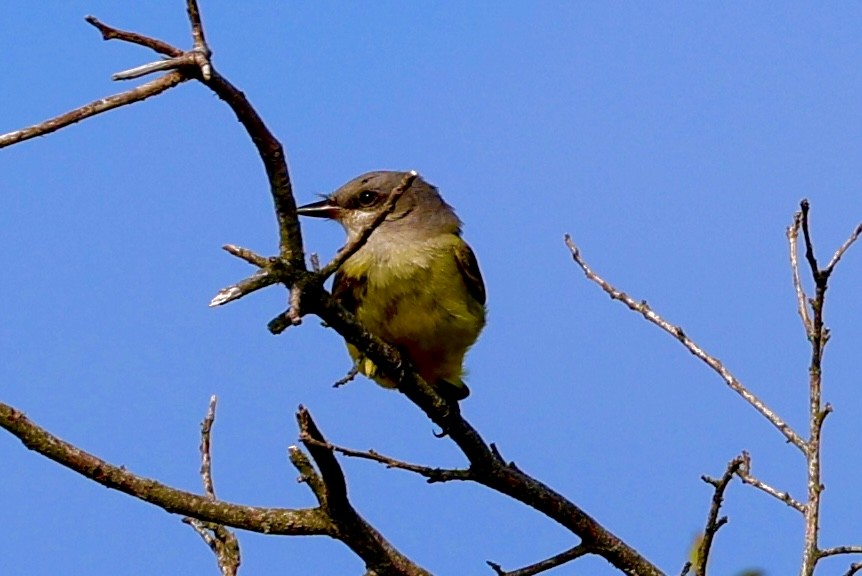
114, 54, 197, 81
209, 269, 277, 308
296, 407, 433, 576
564, 235, 808, 454
800, 199, 820, 279
737, 452, 805, 514
487, 544, 590, 576
220, 244, 269, 267
183, 395, 241, 576
317, 171, 418, 279
333, 365, 360, 388
85, 15, 183, 57
301, 436, 473, 483
843, 562, 862, 576
695, 456, 744, 575
199, 395, 218, 497
824, 222, 862, 277
787, 212, 813, 334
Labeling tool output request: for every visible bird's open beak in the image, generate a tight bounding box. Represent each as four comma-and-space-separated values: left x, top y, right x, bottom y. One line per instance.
296, 198, 339, 219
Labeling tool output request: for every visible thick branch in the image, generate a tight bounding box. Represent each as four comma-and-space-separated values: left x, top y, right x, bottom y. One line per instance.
0, 401, 331, 536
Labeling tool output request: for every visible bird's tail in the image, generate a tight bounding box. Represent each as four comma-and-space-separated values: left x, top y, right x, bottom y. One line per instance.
437, 378, 470, 401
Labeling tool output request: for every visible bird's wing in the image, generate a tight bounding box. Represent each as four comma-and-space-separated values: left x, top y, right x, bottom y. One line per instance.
332, 269, 367, 314
454, 240, 486, 306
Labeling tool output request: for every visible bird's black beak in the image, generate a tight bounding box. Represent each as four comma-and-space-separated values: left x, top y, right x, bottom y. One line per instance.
296, 198, 339, 219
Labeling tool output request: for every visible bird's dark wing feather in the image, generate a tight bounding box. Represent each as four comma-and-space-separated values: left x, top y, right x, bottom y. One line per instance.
332, 269, 367, 314
454, 241, 486, 305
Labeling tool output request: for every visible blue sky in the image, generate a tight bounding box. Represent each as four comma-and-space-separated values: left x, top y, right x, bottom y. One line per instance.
3, 2, 862, 575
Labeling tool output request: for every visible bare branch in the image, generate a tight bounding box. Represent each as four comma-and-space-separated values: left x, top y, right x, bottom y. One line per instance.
312, 292, 666, 576
210, 269, 277, 308
825, 222, 862, 277
113, 54, 197, 81
737, 452, 805, 513
186, 0, 212, 70
183, 395, 242, 576
564, 234, 808, 454
302, 436, 473, 483
288, 446, 327, 507
0, 401, 332, 535
695, 456, 744, 575
487, 544, 590, 576
800, 199, 820, 280
844, 562, 862, 576
333, 364, 361, 388
85, 15, 182, 57
798, 200, 831, 576
296, 407, 433, 576
183, 519, 241, 576
787, 211, 813, 334
317, 171, 418, 280
199, 395, 218, 498
821, 546, 862, 559
0, 72, 188, 149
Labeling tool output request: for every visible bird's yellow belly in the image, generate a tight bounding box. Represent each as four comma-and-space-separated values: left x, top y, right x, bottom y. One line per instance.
344, 243, 485, 388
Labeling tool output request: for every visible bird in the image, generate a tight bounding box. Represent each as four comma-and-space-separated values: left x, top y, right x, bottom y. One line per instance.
296, 170, 486, 401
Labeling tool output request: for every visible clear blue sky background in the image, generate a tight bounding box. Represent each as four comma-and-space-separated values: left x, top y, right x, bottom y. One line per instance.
3, 3, 862, 575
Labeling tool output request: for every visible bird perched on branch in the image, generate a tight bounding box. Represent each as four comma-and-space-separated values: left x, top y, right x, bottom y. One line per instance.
297, 171, 486, 401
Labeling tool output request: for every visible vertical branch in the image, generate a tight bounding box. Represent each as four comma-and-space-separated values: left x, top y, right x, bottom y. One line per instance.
184, 395, 242, 576
786, 212, 812, 334
794, 200, 861, 576
695, 456, 744, 576
798, 201, 826, 576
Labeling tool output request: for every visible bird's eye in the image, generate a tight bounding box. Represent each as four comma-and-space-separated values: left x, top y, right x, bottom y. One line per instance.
358, 190, 380, 207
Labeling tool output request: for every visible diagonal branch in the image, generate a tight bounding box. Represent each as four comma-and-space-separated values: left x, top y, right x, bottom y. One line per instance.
0, 401, 332, 536
317, 171, 417, 280
564, 234, 808, 454
487, 544, 590, 576
302, 436, 473, 483
737, 452, 805, 514
86, 15, 182, 57
0, 72, 189, 149
824, 222, 862, 277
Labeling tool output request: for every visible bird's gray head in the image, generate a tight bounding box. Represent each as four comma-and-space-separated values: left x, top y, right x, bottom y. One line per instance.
297, 171, 462, 242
